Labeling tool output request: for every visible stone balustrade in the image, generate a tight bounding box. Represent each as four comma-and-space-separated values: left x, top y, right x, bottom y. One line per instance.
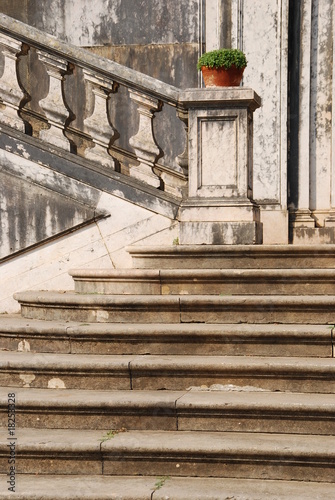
0, 13, 262, 245
0, 13, 187, 197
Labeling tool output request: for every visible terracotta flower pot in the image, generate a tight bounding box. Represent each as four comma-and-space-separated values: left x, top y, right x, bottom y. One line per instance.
201, 65, 245, 87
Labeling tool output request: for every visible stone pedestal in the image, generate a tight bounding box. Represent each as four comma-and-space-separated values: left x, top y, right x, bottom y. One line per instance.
179, 88, 262, 245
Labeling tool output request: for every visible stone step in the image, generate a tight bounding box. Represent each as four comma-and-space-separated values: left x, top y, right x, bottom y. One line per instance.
2, 386, 335, 434
13, 291, 335, 324
1, 428, 335, 482
1, 352, 335, 392
69, 268, 335, 295
1, 474, 334, 499
127, 244, 335, 269
1, 315, 332, 356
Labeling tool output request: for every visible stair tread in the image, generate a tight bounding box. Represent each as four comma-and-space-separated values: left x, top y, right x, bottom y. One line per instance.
69, 267, 335, 278
0, 387, 185, 407
127, 244, 335, 270
14, 293, 335, 324
1, 474, 334, 500
2, 428, 335, 456
69, 267, 335, 295
1, 386, 335, 410
128, 244, 335, 254
0, 350, 136, 368
0, 314, 331, 335
2, 351, 335, 371
13, 290, 335, 304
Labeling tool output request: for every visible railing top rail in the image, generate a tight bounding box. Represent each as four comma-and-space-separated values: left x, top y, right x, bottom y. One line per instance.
0, 13, 181, 106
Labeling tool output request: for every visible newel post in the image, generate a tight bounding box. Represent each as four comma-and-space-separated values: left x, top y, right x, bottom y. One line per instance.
178, 88, 262, 245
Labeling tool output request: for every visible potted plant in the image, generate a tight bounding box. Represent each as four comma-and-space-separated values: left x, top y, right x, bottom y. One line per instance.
197, 48, 247, 87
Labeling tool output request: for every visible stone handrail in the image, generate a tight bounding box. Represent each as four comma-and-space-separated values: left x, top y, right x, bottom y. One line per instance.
0, 13, 188, 197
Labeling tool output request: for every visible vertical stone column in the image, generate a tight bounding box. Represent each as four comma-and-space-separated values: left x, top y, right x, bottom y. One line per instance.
129, 90, 163, 188
328, 0, 335, 226
290, 0, 315, 230
205, 0, 237, 50
290, 0, 334, 243
178, 88, 262, 245
36, 51, 72, 150
205, 0, 290, 244
312, 0, 333, 226
205, 0, 221, 51
0, 34, 26, 131
242, 0, 289, 244
82, 70, 119, 168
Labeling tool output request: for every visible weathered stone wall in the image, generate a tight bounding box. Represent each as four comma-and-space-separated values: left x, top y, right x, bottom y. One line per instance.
0, 0, 200, 87
0, 134, 178, 313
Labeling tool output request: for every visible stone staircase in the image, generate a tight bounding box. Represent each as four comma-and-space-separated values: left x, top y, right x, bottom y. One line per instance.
1, 244, 335, 499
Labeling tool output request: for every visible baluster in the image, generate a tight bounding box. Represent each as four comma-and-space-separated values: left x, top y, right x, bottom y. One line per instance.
82, 70, 119, 168
0, 34, 26, 131
129, 90, 163, 188
176, 108, 189, 176
19, 48, 50, 138
36, 50, 72, 150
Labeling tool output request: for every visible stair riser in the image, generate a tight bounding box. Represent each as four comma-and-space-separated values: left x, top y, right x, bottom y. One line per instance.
19, 305, 181, 324
104, 458, 335, 483
0, 455, 102, 476
1, 454, 334, 483
6, 410, 335, 435
18, 304, 335, 324
0, 372, 131, 391
73, 280, 335, 296
131, 374, 335, 394
133, 257, 335, 270
178, 415, 335, 435
2, 334, 331, 357
7, 412, 177, 431
1, 335, 70, 354
128, 247, 335, 270
2, 371, 334, 393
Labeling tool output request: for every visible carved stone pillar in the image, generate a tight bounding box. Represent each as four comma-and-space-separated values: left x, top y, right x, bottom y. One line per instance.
129, 90, 163, 188
36, 51, 72, 150
290, 0, 315, 231
179, 88, 262, 245
0, 34, 26, 131
327, 1, 335, 228
82, 70, 119, 168
289, 0, 335, 243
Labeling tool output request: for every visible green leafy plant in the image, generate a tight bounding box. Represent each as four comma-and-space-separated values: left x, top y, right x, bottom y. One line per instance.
152, 476, 170, 491
197, 48, 247, 71
99, 427, 127, 442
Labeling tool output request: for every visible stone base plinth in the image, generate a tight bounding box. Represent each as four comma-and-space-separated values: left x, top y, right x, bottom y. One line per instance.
291, 227, 335, 245
179, 221, 263, 245
260, 208, 289, 245
179, 200, 262, 245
